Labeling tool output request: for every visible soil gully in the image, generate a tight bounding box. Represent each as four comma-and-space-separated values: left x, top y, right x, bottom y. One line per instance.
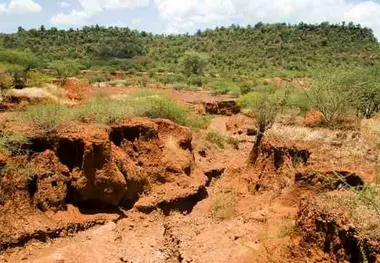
160, 222, 184, 263
137, 187, 209, 216
204, 168, 226, 187
0, 220, 107, 253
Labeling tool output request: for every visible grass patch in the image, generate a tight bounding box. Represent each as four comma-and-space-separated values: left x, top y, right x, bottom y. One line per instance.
206, 131, 240, 149
226, 136, 240, 149
131, 93, 189, 126
207, 79, 241, 95
210, 186, 236, 220
23, 103, 72, 132
21, 91, 210, 130
186, 114, 213, 129
0, 132, 29, 155
206, 131, 225, 148
75, 97, 134, 124
317, 174, 380, 241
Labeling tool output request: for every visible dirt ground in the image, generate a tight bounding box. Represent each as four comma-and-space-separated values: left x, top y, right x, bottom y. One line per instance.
0, 83, 379, 263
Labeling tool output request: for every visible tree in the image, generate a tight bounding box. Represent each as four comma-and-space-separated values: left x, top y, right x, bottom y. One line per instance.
180, 51, 208, 76
49, 60, 81, 85
345, 67, 380, 119
0, 49, 40, 89
244, 92, 286, 164
306, 68, 350, 126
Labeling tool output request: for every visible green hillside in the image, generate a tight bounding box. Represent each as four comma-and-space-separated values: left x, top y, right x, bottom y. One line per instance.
1, 22, 379, 75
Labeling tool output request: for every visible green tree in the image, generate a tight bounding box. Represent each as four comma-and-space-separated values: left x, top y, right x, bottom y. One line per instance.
49, 60, 81, 85
345, 67, 380, 119
306, 68, 351, 126
0, 49, 40, 89
243, 92, 286, 164
180, 51, 208, 76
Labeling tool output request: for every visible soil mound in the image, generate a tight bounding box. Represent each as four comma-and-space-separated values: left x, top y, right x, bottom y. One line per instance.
294, 196, 380, 262
0, 117, 206, 252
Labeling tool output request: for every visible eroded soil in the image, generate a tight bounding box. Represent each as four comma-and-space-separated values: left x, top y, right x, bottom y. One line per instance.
0, 84, 379, 263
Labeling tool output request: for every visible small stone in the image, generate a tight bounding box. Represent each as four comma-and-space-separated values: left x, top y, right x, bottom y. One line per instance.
52, 251, 65, 263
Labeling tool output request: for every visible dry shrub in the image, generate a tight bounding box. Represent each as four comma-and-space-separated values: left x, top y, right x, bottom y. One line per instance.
361, 118, 380, 149
23, 103, 72, 132
210, 184, 236, 220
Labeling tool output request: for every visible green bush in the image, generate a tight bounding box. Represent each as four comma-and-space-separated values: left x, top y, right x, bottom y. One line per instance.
0, 132, 29, 155
132, 94, 189, 126
24, 103, 71, 132
181, 51, 208, 76
207, 79, 240, 95
206, 131, 225, 148
240, 79, 258, 94
137, 76, 149, 87
0, 72, 13, 89
187, 75, 205, 87
172, 83, 190, 91
75, 97, 134, 124
88, 75, 108, 84
306, 68, 351, 126
285, 89, 311, 114
25, 71, 51, 87
158, 73, 186, 85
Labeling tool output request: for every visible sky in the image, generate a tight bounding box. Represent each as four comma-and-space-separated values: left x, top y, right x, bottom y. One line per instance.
1, 0, 380, 39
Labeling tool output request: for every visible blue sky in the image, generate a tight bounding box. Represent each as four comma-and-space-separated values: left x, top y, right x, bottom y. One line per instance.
1, 0, 380, 39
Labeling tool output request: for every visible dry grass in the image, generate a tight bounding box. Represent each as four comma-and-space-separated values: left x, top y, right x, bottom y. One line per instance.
316, 183, 380, 241
0, 132, 29, 155
210, 184, 237, 220
267, 124, 337, 143
361, 118, 380, 149
23, 103, 72, 133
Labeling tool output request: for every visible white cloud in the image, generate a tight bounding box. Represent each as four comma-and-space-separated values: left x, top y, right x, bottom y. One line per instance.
58, 1, 70, 8
0, 0, 41, 15
51, 0, 149, 26
344, 1, 380, 38
154, 0, 237, 33
154, 0, 380, 38
51, 10, 89, 26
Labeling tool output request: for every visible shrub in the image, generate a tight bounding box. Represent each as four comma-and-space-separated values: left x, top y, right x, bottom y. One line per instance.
306, 68, 351, 126
75, 97, 133, 124
0, 72, 13, 90
132, 94, 189, 126
24, 103, 71, 132
49, 60, 81, 85
239, 92, 287, 164
158, 73, 186, 85
210, 186, 236, 220
138, 76, 149, 87
172, 83, 191, 91
187, 75, 205, 87
89, 75, 108, 84
25, 71, 51, 87
181, 51, 208, 76
344, 67, 380, 119
0, 132, 29, 155
206, 131, 225, 148
285, 88, 311, 114
187, 115, 213, 129
240, 79, 258, 94
207, 79, 241, 95
226, 137, 240, 149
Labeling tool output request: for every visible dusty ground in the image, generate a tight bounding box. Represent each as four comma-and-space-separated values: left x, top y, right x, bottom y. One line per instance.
0, 82, 379, 263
